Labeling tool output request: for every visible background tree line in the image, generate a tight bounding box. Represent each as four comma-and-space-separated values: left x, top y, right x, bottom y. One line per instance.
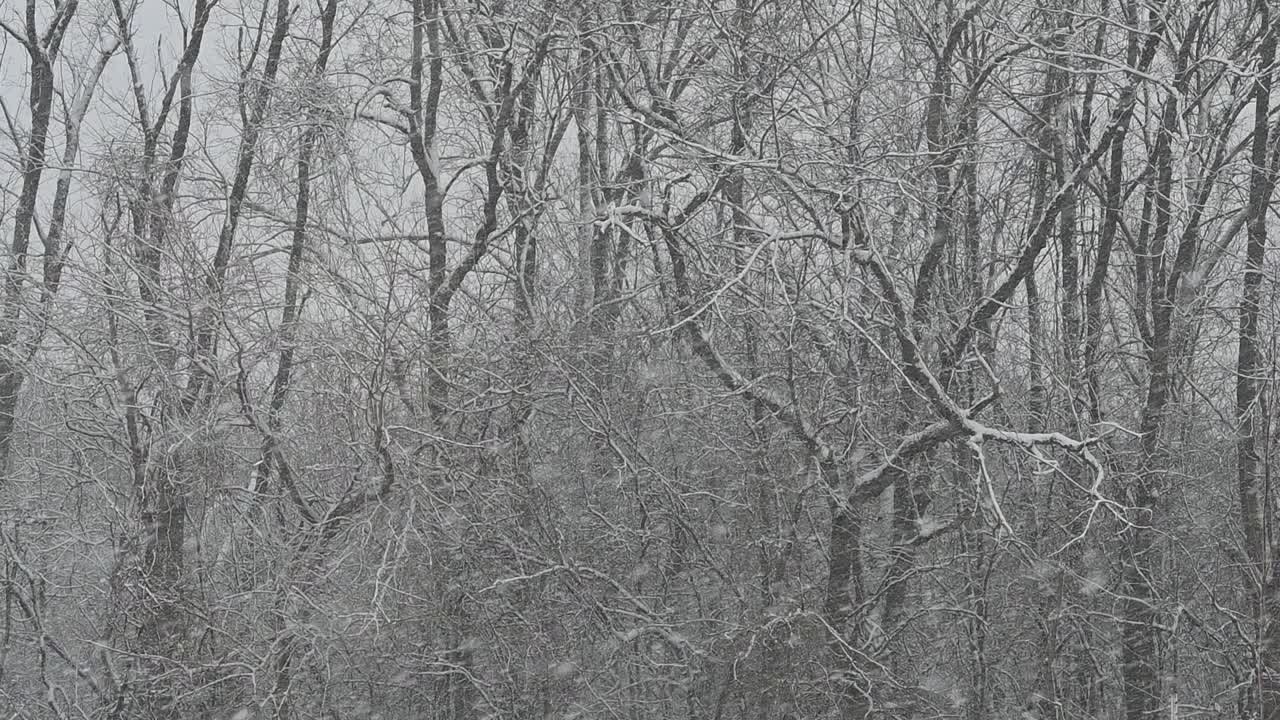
2, 0, 1280, 718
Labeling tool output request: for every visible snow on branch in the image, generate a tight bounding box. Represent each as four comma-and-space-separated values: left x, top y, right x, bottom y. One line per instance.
648, 205, 1112, 523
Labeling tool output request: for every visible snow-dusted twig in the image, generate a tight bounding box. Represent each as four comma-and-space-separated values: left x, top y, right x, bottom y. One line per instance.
968, 435, 1014, 537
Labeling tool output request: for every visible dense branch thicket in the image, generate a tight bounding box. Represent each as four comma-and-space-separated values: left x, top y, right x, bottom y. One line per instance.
2, 0, 1280, 718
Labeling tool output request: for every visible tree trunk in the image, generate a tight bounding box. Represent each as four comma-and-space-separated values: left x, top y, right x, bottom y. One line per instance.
1237, 5, 1280, 717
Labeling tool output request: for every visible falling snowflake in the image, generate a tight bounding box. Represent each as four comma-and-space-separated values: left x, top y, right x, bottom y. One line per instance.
1081, 570, 1107, 596
551, 660, 578, 679
915, 516, 945, 537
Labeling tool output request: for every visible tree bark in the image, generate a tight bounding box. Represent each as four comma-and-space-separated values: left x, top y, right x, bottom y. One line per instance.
1237, 5, 1280, 717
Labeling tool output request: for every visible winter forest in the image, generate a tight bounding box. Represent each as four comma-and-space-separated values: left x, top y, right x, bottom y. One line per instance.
7, 0, 1280, 717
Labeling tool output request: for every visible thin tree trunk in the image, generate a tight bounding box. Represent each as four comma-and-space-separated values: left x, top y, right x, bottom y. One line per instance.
102, 0, 280, 712
1237, 6, 1279, 717
255, 0, 338, 715
0, 0, 100, 485
406, 0, 450, 424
